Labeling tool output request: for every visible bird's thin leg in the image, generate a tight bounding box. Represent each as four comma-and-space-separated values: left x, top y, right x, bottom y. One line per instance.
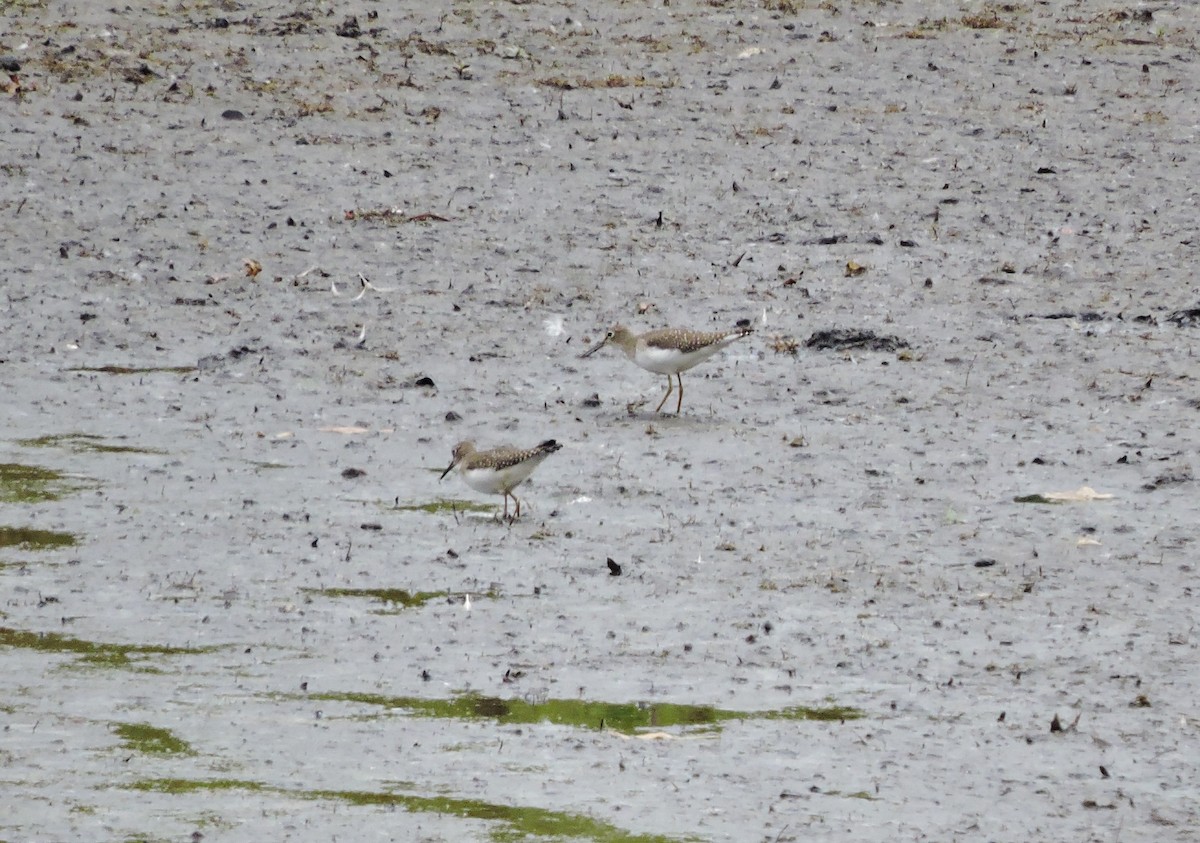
501, 493, 510, 520
675, 373, 684, 413
513, 493, 522, 519
655, 375, 673, 413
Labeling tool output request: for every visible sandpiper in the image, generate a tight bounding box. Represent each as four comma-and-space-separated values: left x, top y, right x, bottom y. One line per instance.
580, 323, 754, 413
439, 439, 562, 519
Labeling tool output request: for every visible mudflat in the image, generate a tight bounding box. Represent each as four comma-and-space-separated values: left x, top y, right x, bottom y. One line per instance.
2, 1, 1198, 840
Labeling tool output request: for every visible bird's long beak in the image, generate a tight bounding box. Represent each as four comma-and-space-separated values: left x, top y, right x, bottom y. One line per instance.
579, 336, 609, 359
439, 458, 458, 480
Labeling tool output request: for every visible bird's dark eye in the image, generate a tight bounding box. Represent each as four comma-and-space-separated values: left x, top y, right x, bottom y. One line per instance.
607, 331, 615, 338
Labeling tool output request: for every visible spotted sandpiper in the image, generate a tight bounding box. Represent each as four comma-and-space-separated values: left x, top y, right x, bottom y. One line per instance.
580, 323, 753, 413
439, 439, 562, 519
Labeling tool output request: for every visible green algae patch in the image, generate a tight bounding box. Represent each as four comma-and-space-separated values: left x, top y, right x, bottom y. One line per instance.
307, 788, 692, 842
66, 365, 197, 376
19, 433, 166, 456
1012, 494, 1060, 504
304, 587, 448, 611
131, 778, 265, 795
309, 691, 863, 734
113, 722, 195, 756
0, 526, 78, 551
0, 462, 95, 503
128, 778, 694, 842
0, 627, 219, 668
394, 498, 496, 515
842, 790, 878, 800
760, 701, 864, 723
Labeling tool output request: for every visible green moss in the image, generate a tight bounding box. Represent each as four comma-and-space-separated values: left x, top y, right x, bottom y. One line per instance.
0, 0, 49, 11
113, 722, 194, 756
760, 701, 864, 723
309, 788, 692, 841
1012, 494, 1060, 504
309, 691, 863, 734
0, 526, 78, 550
393, 498, 496, 515
18, 433, 166, 455
131, 778, 265, 795
304, 587, 448, 610
128, 778, 696, 842
0, 627, 219, 668
0, 462, 94, 503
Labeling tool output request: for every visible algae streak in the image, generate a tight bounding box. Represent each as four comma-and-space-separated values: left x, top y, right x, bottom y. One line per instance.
19, 433, 166, 455
393, 498, 495, 515
0, 526, 78, 550
0, 627, 219, 668
310, 691, 863, 733
0, 463, 94, 503
113, 722, 195, 756
130, 778, 696, 842
304, 587, 447, 610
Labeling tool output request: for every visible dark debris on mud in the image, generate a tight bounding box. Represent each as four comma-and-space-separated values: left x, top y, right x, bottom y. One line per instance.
806, 328, 910, 352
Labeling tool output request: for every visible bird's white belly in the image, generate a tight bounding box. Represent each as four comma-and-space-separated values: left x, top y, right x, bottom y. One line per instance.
461, 463, 535, 495
634, 345, 719, 375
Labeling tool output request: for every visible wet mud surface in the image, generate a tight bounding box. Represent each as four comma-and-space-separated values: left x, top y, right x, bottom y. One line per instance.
2, 1, 1199, 840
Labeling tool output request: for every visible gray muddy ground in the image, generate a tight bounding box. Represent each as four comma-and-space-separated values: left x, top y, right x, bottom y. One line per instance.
2, 1, 1199, 841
